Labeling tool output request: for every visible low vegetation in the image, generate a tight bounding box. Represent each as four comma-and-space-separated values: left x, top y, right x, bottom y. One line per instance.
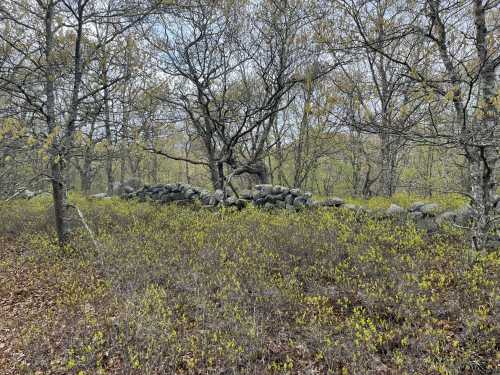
0, 196, 498, 374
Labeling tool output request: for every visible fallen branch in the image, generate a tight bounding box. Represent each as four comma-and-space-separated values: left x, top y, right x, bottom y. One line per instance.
67, 203, 101, 251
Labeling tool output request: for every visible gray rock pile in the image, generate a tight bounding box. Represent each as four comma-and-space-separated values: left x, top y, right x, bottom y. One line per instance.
121, 182, 498, 234
244, 184, 315, 210
125, 183, 321, 210
382, 201, 492, 229
126, 183, 248, 209
113, 178, 143, 196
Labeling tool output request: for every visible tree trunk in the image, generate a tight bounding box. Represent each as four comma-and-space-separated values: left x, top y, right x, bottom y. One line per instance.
103, 85, 114, 196
51, 161, 70, 246
379, 133, 397, 197
44, 1, 70, 247
469, 147, 497, 250
80, 157, 93, 194
467, 0, 498, 250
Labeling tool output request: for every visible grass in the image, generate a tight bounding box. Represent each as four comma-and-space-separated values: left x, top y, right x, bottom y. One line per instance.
0, 195, 498, 374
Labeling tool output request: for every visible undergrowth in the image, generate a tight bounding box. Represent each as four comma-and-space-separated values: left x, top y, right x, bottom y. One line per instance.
0, 195, 498, 374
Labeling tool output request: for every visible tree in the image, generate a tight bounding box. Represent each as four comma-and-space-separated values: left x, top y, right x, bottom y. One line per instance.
339, 0, 499, 249
145, 0, 324, 192
0, 0, 154, 246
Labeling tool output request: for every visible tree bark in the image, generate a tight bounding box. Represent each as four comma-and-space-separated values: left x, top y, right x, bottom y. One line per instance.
379, 132, 397, 197
468, 0, 498, 249
44, 1, 70, 247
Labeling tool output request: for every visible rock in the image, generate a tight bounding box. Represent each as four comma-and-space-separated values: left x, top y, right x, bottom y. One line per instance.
31, 191, 51, 200
240, 190, 253, 200
419, 203, 439, 216
184, 189, 197, 200
386, 204, 406, 216
409, 202, 426, 212
90, 192, 108, 199
254, 198, 266, 207
286, 203, 296, 211
304, 191, 313, 198
255, 184, 273, 195
293, 196, 307, 207
160, 193, 172, 203
304, 199, 314, 208
454, 205, 473, 225
285, 194, 295, 205
22, 189, 36, 199
410, 211, 436, 231
264, 202, 275, 210
225, 196, 238, 206
322, 197, 344, 207
171, 192, 185, 201
409, 211, 424, 221
267, 194, 285, 204
276, 200, 286, 209
436, 211, 456, 225
124, 177, 142, 190
494, 195, 500, 212
272, 186, 283, 195
200, 195, 212, 206
234, 199, 247, 210
214, 189, 225, 203
290, 188, 301, 196
113, 178, 142, 195
123, 185, 135, 194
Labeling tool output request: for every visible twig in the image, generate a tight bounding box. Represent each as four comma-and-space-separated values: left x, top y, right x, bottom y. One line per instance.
67, 203, 101, 251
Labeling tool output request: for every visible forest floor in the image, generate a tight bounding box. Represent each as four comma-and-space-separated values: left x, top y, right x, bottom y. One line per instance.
0, 196, 498, 374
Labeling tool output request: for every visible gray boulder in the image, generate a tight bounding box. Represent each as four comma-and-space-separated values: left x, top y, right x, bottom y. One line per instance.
214, 189, 225, 203
409, 202, 426, 212
124, 177, 142, 190
184, 189, 197, 200
200, 192, 212, 206
494, 195, 500, 212
255, 184, 273, 195
290, 188, 301, 196
264, 202, 275, 210
253, 198, 265, 207
160, 194, 172, 203
322, 197, 344, 207
240, 190, 253, 200
276, 200, 286, 209
436, 211, 456, 225
454, 205, 474, 225
90, 192, 108, 199
409, 211, 424, 221
386, 204, 406, 216
22, 189, 36, 199
225, 196, 238, 206
123, 185, 135, 194
419, 203, 440, 216
285, 194, 295, 205
293, 196, 307, 207
272, 185, 284, 194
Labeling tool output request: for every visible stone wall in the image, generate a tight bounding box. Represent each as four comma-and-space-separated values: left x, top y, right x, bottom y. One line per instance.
124, 183, 316, 211
121, 183, 499, 238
